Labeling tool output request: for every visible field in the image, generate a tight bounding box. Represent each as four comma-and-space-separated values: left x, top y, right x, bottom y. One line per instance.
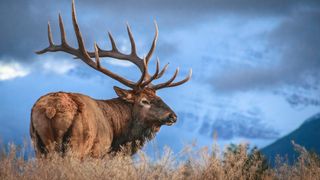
1, 142, 319, 180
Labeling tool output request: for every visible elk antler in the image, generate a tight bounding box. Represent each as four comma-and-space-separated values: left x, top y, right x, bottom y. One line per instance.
36, 0, 191, 90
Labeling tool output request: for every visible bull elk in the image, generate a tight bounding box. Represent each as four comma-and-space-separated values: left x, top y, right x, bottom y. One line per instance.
30, 0, 191, 158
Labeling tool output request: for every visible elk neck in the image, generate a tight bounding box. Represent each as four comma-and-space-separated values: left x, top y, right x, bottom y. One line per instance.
98, 98, 158, 154
98, 98, 133, 136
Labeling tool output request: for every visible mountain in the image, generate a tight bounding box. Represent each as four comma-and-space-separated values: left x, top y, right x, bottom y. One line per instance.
176, 111, 279, 140
262, 113, 320, 164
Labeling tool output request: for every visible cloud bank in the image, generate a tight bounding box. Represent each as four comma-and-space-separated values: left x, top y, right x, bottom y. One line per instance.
0, 61, 30, 81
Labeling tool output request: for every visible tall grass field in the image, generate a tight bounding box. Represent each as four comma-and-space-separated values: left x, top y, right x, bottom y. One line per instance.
1, 141, 319, 180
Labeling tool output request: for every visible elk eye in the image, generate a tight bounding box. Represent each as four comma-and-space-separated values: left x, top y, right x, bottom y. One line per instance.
141, 99, 150, 105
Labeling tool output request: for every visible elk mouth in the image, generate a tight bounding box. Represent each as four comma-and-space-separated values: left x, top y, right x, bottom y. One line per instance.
160, 113, 177, 126
159, 119, 176, 126
164, 121, 175, 126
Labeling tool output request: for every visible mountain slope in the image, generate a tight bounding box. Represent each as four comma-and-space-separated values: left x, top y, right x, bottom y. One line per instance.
262, 113, 320, 164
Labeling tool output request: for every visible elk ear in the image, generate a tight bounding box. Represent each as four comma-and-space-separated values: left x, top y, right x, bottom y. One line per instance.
113, 86, 134, 103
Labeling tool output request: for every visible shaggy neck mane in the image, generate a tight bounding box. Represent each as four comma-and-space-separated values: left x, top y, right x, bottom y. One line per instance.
100, 98, 158, 155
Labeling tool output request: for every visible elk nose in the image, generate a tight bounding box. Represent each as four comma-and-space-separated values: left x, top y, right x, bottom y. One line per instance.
167, 113, 177, 123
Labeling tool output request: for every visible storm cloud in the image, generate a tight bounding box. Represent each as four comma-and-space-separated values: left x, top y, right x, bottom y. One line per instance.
1, 0, 319, 62
210, 5, 320, 97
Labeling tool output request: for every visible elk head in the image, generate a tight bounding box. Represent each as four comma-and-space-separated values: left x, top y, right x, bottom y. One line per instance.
114, 87, 177, 128
36, 0, 191, 129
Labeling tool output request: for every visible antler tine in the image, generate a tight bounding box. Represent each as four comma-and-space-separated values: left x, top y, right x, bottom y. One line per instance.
35, 22, 54, 54
152, 68, 179, 89
71, 0, 90, 58
126, 23, 137, 56
47, 22, 54, 46
135, 57, 148, 87
58, 14, 67, 45
108, 32, 119, 52
146, 21, 158, 62
36, 13, 74, 55
165, 69, 192, 88
153, 69, 192, 90
94, 42, 101, 68
156, 63, 169, 79
141, 58, 160, 87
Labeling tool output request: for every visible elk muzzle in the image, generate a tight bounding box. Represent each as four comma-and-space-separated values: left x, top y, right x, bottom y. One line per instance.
162, 112, 177, 126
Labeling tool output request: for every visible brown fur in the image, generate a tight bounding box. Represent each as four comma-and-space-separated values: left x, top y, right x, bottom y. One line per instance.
30, 88, 176, 158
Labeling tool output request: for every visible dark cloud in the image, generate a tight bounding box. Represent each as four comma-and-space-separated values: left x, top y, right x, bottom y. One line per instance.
1, 0, 320, 63
211, 9, 320, 94
83, 0, 320, 17
0, 0, 65, 62
270, 10, 320, 73
285, 94, 320, 107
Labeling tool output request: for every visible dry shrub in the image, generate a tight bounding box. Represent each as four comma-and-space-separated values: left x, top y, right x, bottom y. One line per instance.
0, 142, 319, 180
272, 141, 320, 180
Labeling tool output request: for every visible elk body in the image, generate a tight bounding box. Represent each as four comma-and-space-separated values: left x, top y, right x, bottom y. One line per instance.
30, 0, 191, 158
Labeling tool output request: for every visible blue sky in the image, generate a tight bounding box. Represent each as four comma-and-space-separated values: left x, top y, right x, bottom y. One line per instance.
0, 0, 319, 152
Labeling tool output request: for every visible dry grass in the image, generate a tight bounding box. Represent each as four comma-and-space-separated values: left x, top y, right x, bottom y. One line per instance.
0, 142, 319, 180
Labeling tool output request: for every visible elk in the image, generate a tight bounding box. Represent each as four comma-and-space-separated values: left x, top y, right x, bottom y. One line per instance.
30, 0, 191, 158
